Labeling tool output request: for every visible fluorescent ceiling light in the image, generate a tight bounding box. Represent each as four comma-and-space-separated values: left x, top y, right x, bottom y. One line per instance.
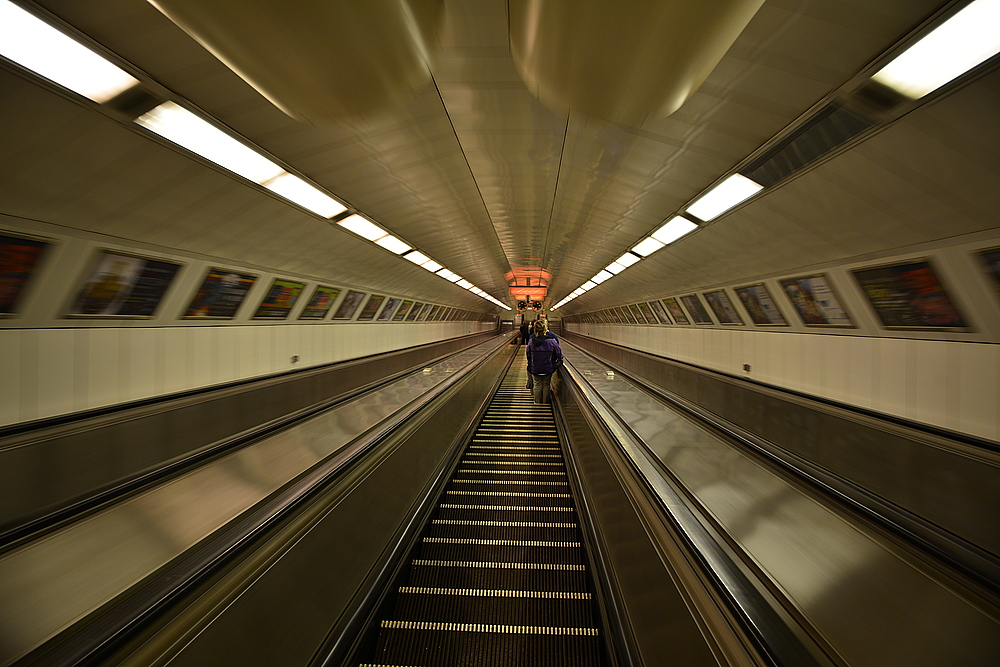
686, 174, 762, 221
632, 237, 665, 257
136, 102, 284, 184
437, 268, 457, 280
651, 216, 698, 245
457, 279, 473, 289
581, 281, 597, 291
404, 250, 431, 266
375, 234, 410, 254
872, 0, 1000, 98
591, 270, 613, 284
0, 1, 138, 103
421, 259, 443, 273
605, 262, 627, 275
337, 214, 386, 241
265, 173, 346, 218
615, 252, 641, 268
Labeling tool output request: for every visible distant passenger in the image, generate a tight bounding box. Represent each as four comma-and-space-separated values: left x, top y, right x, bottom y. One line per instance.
526, 318, 563, 405
520, 319, 531, 345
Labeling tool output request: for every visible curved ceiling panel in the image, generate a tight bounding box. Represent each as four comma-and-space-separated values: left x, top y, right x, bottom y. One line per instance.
149, 0, 445, 123
509, 0, 765, 126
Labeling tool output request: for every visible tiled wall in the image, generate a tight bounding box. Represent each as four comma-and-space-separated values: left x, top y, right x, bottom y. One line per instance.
0, 321, 493, 426
567, 324, 999, 442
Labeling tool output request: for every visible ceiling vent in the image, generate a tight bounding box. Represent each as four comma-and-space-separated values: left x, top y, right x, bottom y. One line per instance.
740, 101, 876, 188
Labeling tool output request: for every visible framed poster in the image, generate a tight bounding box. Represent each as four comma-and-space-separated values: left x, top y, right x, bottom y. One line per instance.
779, 274, 853, 327
426, 305, 442, 320
605, 308, 621, 324
703, 290, 744, 325
649, 299, 671, 324
393, 300, 414, 321
1, 232, 50, 315
254, 278, 305, 319
636, 303, 658, 323
977, 246, 1000, 299
417, 304, 433, 320
333, 290, 366, 320
184, 268, 255, 318
734, 283, 787, 326
852, 259, 968, 330
618, 306, 637, 324
662, 298, 689, 324
378, 297, 402, 321
405, 302, 424, 321
680, 294, 713, 325
69, 250, 181, 318
299, 285, 341, 320
357, 294, 386, 321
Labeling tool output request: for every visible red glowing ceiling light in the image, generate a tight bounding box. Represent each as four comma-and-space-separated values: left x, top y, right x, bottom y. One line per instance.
509, 287, 548, 296
505, 265, 552, 285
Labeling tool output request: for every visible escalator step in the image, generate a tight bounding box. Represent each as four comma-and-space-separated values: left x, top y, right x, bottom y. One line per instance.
408, 560, 588, 592
371, 622, 601, 667
391, 587, 594, 625
418, 537, 584, 564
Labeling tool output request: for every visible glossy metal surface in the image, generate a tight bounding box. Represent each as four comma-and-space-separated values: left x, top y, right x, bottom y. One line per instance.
564, 334, 1000, 566
563, 341, 1000, 666
0, 336, 505, 666
0, 333, 496, 537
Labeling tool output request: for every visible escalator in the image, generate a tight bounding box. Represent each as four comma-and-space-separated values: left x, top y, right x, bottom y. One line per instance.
358, 362, 605, 667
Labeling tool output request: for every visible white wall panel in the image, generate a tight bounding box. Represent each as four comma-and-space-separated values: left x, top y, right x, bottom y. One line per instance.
84, 328, 119, 412
0, 330, 22, 425
127, 327, 158, 404
570, 324, 998, 442
37, 329, 75, 421
162, 327, 189, 396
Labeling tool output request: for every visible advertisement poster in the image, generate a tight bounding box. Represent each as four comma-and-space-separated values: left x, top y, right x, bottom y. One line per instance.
333, 290, 366, 320
703, 290, 744, 325
662, 298, 689, 324
426, 305, 442, 320
416, 304, 432, 320
637, 303, 660, 324
852, 260, 967, 330
71, 250, 181, 317
357, 294, 386, 320
680, 294, 713, 324
734, 283, 787, 326
406, 302, 424, 321
299, 286, 341, 320
378, 297, 402, 321
604, 308, 620, 324
1, 233, 50, 315
254, 278, 305, 319
978, 247, 1000, 299
779, 274, 853, 327
649, 299, 671, 324
393, 300, 414, 321
184, 268, 256, 318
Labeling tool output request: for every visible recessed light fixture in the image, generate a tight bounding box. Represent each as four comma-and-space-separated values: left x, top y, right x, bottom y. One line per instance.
337, 214, 386, 241
686, 174, 763, 221
605, 261, 627, 275
264, 173, 346, 218
591, 270, 613, 284
614, 252, 641, 268
631, 237, 665, 257
136, 102, 284, 184
375, 234, 411, 254
651, 216, 698, 245
421, 259, 443, 273
872, 0, 1000, 99
0, 0, 139, 103
403, 250, 432, 266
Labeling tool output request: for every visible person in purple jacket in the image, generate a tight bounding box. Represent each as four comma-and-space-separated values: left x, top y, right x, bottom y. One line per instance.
526, 317, 563, 404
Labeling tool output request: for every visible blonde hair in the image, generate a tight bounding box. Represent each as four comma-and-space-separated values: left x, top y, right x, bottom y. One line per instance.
532, 318, 548, 337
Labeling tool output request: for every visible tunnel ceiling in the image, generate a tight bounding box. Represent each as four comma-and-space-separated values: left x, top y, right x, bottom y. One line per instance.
3, 0, 999, 312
